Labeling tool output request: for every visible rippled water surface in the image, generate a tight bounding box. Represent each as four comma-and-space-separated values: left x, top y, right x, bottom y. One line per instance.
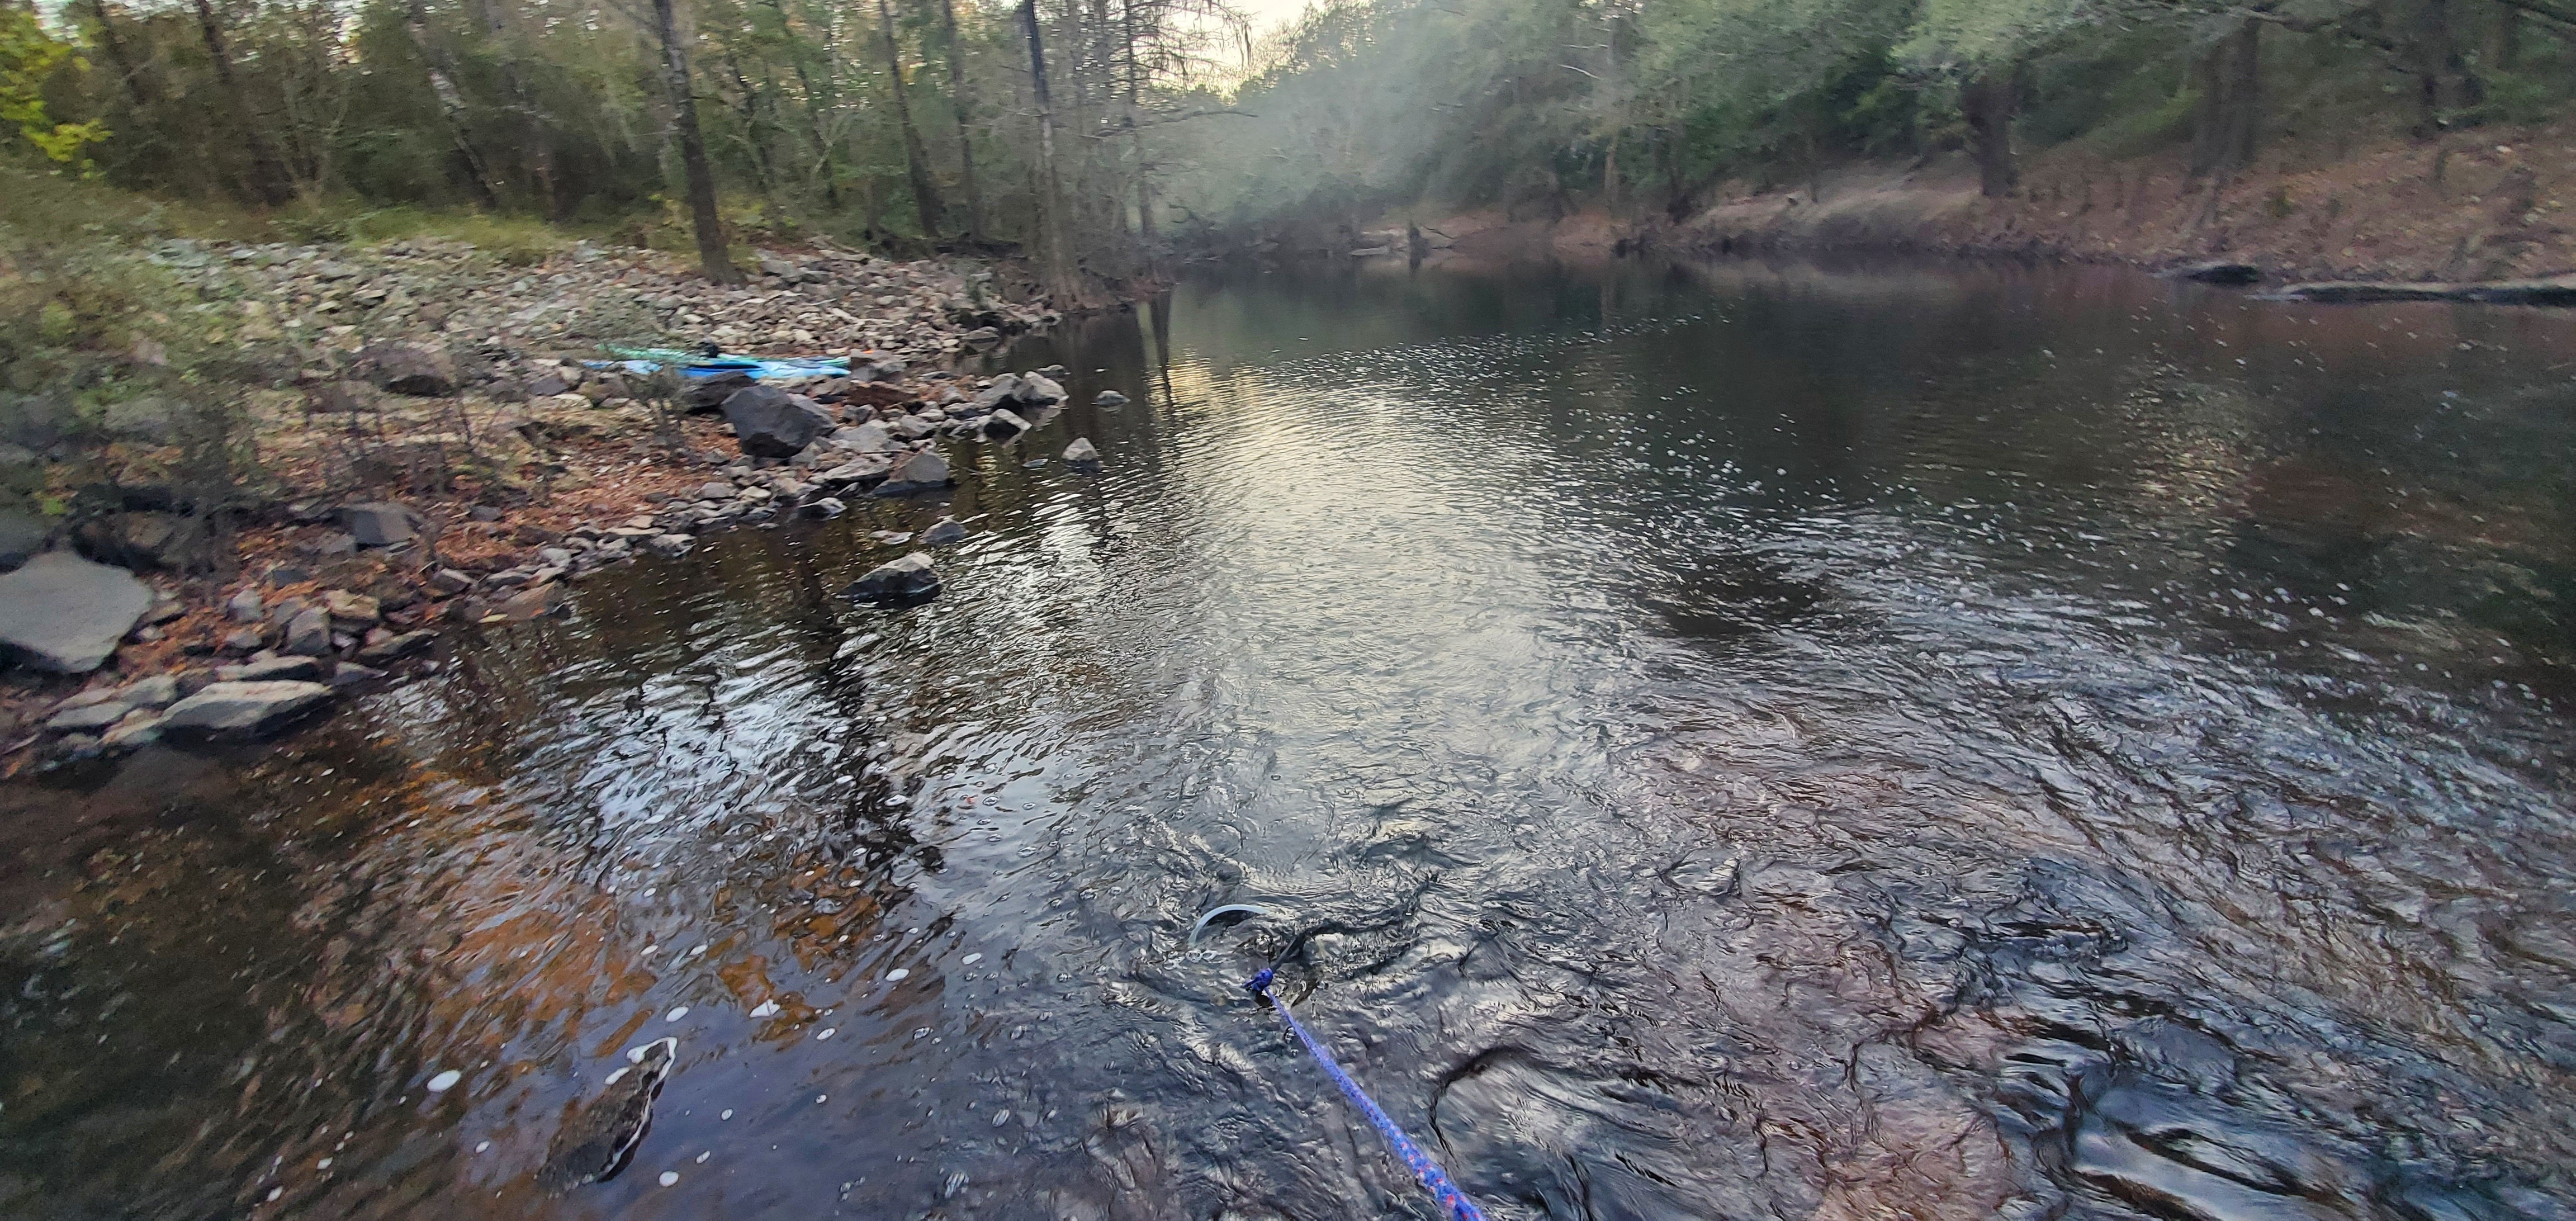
8, 258, 2576, 1221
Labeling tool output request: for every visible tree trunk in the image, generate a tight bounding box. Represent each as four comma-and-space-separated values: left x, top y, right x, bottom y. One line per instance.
473, 0, 557, 216
88, 0, 154, 108
1961, 70, 2018, 198
1021, 0, 1076, 300
1121, 0, 1156, 277
2403, 0, 2484, 138
2189, 19, 2261, 179
878, 0, 946, 238
654, 0, 738, 283
402, 0, 501, 208
940, 0, 983, 240
190, 0, 294, 205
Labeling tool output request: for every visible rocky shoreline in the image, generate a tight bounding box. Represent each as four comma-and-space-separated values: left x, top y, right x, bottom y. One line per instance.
0, 238, 1110, 774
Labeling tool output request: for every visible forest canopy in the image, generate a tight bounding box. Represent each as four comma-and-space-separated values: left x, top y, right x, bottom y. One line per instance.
2, 0, 2571, 288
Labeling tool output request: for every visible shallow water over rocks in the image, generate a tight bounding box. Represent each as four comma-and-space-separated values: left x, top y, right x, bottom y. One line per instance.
5, 257, 2575, 1220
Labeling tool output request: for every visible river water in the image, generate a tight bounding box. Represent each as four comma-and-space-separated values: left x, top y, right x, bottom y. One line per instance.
6, 257, 2576, 1221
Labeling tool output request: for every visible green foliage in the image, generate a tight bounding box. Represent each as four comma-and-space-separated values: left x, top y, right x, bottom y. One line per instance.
1, 5, 106, 165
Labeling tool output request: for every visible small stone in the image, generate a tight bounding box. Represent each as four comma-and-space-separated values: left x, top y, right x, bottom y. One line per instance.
1062, 438, 1101, 467
494, 583, 562, 621
321, 589, 381, 624
101, 709, 163, 750
355, 630, 435, 666
47, 700, 131, 733
645, 534, 695, 557
917, 517, 966, 546
428, 567, 475, 594
226, 588, 264, 622
982, 408, 1031, 438
220, 654, 326, 683
872, 449, 950, 496
1091, 390, 1128, 408
847, 553, 939, 603
121, 674, 180, 709
339, 503, 416, 548
282, 607, 333, 656
802, 498, 847, 519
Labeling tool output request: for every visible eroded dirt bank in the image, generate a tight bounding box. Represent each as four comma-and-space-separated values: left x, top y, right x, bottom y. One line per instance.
1415, 117, 2576, 286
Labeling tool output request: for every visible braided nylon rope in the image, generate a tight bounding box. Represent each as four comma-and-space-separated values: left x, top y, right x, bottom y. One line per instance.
1246, 969, 1490, 1221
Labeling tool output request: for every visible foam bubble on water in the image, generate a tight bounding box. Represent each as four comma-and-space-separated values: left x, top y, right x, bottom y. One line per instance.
659, 1171, 680, 1187
817, 1028, 836, 1040
750, 1000, 780, 1018
425, 1069, 462, 1092
962, 953, 982, 965
605, 1066, 632, 1085
665, 1006, 689, 1021
886, 968, 909, 981
720, 1109, 734, 1120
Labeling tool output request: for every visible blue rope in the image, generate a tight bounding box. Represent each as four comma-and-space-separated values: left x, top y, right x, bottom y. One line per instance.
1245, 968, 1490, 1221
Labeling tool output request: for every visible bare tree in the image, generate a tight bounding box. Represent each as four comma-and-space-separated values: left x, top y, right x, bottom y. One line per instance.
939, 0, 984, 240
877, 0, 947, 236
654, 0, 740, 282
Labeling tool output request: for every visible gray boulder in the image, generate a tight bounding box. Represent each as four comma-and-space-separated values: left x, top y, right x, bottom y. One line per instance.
359, 342, 458, 396
847, 552, 940, 602
159, 680, 333, 738
970, 375, 1022, 413
721, 386, 835, 458
341, 502, 417, 547
0, 552, 154, 673
872, 449, 951, 496
681, 372, 756, 413
1062, 438, 1102, 467
918, 517, 967, 546
1014, 373, 1067, 406
1092, 390, 1129, 408
983, 409, 1032, 438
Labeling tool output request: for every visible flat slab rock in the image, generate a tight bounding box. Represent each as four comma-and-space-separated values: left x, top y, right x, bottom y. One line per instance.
0, 552, 155, 673
160, 680, 334, 737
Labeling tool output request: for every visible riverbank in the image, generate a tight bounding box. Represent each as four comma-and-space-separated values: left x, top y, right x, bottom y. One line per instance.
1403, 116, 2576, 288
0, 237, 1081, 774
